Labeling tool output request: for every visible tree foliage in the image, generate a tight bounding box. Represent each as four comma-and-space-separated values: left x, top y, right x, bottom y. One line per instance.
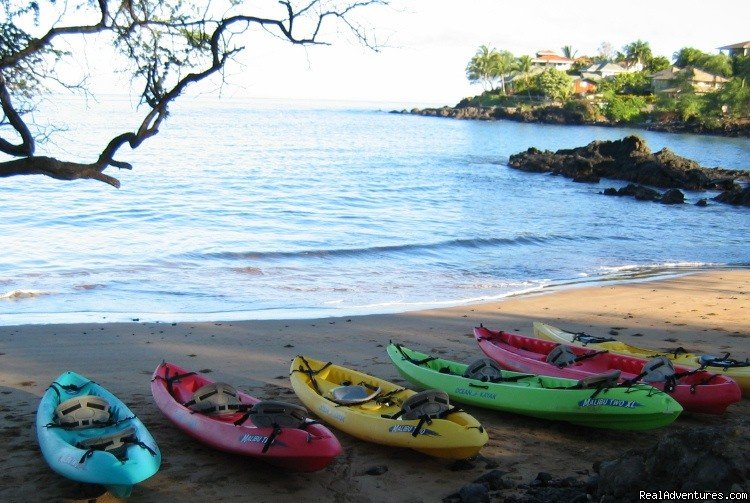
466, 45, 515, 94
673, 47, 733, 77
715, 79, 750, 118
603, 93, 646, 123
561, 45, 577, 60
732, 55, 750, 84
646, 56, 671, 73
623, 40, 652, 68
536, 68, 572, 102
597, 71, 652, 96
0, 0, 386, 187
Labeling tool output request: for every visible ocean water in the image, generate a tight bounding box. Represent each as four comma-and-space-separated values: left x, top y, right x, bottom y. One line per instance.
1, 95, 749, 325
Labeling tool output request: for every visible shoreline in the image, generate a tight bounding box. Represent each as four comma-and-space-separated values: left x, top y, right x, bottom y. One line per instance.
2, 263, 743, 327
396, 105, 750, 139
1, 270, 748, 501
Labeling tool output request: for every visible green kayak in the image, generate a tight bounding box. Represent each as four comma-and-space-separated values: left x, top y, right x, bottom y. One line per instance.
387, 343, 682, 430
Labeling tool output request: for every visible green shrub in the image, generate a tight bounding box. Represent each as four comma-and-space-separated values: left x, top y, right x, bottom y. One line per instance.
563, 99, 602, 121
603, 93, 647, 122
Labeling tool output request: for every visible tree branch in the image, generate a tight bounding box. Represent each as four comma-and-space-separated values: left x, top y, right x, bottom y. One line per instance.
0, 0, 388, 187
0, 75, 35, 156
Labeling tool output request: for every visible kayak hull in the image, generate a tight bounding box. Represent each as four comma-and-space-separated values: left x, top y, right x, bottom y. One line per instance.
533, 321, 750, 398
387, 343, 682, 430
475, 326, 741, 414
289, 355, 488, 459
151, 362, 341, 472
36, 371, 161, 498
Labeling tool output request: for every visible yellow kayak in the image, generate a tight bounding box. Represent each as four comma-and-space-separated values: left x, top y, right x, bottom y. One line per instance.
533, 322, 750, 397
289, 356, 488, 459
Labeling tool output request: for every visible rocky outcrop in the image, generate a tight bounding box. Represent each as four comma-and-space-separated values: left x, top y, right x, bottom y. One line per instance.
394, 105, 592, 125
602, 184, 685, 204
507, 136, 750, 206
714, 186, 750, 206
446, 422, 749, 502
391, 105, 750, 138
596, 423, 750, 499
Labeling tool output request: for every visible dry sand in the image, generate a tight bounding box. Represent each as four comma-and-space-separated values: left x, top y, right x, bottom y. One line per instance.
1, 270, 748, 502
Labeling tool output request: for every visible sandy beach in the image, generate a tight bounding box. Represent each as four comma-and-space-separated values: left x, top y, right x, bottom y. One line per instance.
1, 270, 748, 502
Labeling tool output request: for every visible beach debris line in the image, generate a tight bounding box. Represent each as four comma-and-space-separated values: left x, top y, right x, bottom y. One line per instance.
507, 136, 750, 206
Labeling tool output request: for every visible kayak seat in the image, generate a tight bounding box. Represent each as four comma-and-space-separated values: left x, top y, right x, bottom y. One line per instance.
463, 358, 504, 382
247, 401, 310, 428
76, 426, 156, 463
400, 389, 450, 420
328, 384, 381, 405
577, 370, 621, 389
699, 354, 750, 368
641, 356, 676, 383
54, 395, 111, 429
546, 344, 578, 367
76, 426, 137, 461
185, 382, 242, 415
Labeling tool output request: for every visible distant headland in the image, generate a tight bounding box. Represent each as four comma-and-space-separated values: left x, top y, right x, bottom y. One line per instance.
394, 40, 750, 137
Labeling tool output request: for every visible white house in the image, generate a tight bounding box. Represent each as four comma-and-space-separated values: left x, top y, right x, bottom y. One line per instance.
531, 50, 574, 71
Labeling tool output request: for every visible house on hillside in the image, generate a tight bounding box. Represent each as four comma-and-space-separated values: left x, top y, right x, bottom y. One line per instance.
531, 50, 574, 71
718, 41, 750, 57
650, 67, 729, 96
580, 62, 630, 82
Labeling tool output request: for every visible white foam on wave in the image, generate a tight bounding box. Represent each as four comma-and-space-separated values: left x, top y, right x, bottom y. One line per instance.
599, 262, 718, 274
0, 289, 53, 300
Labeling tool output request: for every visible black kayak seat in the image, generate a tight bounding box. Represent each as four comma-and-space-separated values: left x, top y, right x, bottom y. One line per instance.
698, 355, 750, 368
400, 389, 451, 420
547, 344, 578, 367
463, 358, 504, 382
248, 401, 309, 428
577, 370, 621, 389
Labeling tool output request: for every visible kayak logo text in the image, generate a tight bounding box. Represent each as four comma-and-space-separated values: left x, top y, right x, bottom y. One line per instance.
578, 398, 642, 408
388, 425, 440, 436
239, 434, 269, 444
455, 387, 497, 400
319, 404, 346, 423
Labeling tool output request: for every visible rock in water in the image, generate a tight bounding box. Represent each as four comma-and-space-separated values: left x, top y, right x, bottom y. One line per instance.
507, 137, 749, 196
714, 186, 750, 206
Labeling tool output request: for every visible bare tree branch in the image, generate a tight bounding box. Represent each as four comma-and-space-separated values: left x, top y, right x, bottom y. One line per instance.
0, 75, 35, 156
0, 0, 388, 187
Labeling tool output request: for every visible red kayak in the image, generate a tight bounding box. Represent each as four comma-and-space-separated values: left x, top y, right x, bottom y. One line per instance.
474, 326, 741, 415
151, 361, 342, 471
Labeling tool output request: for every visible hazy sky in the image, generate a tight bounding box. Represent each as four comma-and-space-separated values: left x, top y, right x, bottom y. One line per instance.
63, 0, 750, 106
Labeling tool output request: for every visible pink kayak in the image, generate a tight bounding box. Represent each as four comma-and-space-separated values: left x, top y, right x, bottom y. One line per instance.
473, 326, 741, 415
151, 361, 341, 471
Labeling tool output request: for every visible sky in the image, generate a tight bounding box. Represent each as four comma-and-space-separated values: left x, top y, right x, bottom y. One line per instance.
42, 0, 750, 107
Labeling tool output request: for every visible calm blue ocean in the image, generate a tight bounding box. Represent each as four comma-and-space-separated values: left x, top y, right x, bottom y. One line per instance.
1, 95, 749, 325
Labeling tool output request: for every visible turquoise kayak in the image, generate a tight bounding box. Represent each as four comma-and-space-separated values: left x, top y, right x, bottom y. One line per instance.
387, 343, 682, 430
36, 371, 161, 498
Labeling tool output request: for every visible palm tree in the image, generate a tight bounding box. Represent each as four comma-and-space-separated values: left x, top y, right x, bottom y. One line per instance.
466, 45, 499, 91
466, 46, 516, 94
494, 50, 516, 94
623, 40, 652, 69
561, 45, 578, 60
515, 55, 533, 96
